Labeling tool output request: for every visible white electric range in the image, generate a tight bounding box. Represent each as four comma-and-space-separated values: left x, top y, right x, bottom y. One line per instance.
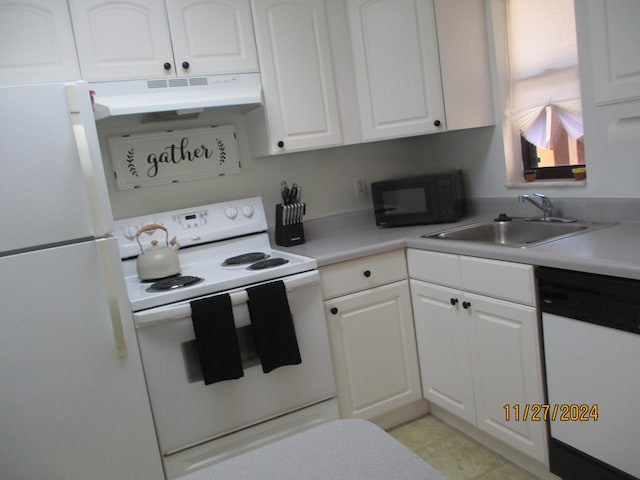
114, 196, 317, 311
113, 197, 337, 480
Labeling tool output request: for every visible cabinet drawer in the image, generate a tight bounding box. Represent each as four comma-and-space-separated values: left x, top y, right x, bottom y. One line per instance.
320, 250, 407, 299
460, 256, 535, 306
407, 249, 461, 288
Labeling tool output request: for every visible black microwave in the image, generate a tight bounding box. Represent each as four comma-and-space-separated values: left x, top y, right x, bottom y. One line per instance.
371, 171, 465, 227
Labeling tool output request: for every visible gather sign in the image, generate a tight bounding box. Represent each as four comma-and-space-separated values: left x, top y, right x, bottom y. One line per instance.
108, 125, 241, 190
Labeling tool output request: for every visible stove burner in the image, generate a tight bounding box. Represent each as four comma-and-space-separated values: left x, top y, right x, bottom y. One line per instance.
146, 275, 203, 292
222, 252, 269, 266
247, 258, 289, 270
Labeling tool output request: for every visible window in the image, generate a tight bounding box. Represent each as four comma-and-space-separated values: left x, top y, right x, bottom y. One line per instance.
506, 0, 584, 181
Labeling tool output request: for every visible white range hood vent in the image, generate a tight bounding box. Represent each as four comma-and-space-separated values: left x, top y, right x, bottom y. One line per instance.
90, 73, 262, 120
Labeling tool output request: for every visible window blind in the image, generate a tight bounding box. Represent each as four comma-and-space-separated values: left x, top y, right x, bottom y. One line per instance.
507, 0, 583, 148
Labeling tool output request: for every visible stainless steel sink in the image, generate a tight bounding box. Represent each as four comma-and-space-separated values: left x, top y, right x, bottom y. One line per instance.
425, 217, 613, 248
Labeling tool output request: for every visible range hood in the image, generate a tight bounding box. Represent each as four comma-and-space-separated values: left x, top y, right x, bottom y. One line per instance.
90, 73, 262, 120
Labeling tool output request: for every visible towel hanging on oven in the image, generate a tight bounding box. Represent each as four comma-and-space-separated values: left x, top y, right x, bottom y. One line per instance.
247, 281, 302, 373
190, 294, 244, 385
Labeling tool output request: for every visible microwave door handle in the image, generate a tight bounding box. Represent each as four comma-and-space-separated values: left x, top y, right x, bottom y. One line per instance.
134, 271, 321, 328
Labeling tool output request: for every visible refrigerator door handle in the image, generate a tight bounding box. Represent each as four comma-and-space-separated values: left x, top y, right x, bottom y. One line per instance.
66, 84, 127, 358
66, 83, 111, 238
96, 238, 128, 358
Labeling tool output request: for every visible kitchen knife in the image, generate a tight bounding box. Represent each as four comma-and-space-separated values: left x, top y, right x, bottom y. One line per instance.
288, 184, 298, 205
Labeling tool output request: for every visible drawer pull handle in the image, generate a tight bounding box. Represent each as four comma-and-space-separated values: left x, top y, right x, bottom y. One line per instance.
363, 270, 371, 278
450, 298, 459, 306
330, 307, 338, 315
462, 301, 471, 309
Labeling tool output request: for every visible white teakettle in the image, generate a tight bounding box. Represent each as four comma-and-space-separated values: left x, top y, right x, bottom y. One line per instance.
135, 224, 181, 280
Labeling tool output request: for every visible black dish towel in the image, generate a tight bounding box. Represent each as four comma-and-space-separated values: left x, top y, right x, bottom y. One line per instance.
190, 294, 244, 385
246, 280, 302, 373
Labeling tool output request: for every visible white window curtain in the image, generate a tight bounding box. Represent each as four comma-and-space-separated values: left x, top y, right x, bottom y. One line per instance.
507, 0, 583, 149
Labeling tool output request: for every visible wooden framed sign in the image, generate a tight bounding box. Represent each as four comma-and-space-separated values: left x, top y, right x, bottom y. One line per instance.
108, 125, 241, 190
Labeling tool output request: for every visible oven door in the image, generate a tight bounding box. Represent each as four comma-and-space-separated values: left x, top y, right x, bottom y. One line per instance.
133, 270, 336, 457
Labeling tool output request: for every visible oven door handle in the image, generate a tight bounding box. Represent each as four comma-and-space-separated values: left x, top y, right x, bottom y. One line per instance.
134, 270, 321, 328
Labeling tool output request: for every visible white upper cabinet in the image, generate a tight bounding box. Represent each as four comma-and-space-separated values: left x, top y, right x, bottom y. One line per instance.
344, 0, 494, 141
69, 0, 174, 81
583, 0, 640, 105
69, 0, 258, 81
0, 0, 80, 85
434, 0, 494, 130
249, 0, 342, 154
165, 0, 258, 76
346, 0, 445, 141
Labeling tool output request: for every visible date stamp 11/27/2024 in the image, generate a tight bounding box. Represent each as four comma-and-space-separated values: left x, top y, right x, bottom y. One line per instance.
504, 404, 599, 422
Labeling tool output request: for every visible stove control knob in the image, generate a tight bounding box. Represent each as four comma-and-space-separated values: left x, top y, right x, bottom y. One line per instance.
242, 205, 254, 218
225, 206, 238, 219
123, 225, 138, 240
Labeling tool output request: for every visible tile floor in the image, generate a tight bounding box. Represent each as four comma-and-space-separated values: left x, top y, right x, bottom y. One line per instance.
389, 415, 541, 480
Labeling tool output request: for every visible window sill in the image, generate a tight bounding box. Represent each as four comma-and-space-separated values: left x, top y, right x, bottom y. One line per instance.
506, 179, 586, 189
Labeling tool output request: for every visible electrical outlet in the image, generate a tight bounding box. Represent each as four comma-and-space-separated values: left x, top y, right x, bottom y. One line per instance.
353, 176, 366, 198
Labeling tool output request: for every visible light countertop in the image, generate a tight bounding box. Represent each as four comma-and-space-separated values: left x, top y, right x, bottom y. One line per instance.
177, 419, 447, 480
272, 209, 640, 281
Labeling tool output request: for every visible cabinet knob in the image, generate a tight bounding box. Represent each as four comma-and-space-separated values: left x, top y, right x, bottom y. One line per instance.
363, 270, 371, 278
163, 62, 172, 71
434, 119, 442, 127
330, 307, 338, 315
277, 141, 285, 148
462, 301, 471, 309
182, 61, 190, 69
450, 298, 458, 306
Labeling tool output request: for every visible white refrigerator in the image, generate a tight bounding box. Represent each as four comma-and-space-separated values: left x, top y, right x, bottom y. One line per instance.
0, 82, 164, 479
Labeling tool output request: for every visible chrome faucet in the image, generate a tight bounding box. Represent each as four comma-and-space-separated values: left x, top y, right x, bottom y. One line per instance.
518, 193, 554, 220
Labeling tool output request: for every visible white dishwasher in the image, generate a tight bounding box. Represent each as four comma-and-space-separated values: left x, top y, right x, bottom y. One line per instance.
537, 267, 640, 480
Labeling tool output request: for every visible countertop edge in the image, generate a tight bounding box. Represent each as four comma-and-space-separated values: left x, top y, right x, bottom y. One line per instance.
270, 211, 640, 281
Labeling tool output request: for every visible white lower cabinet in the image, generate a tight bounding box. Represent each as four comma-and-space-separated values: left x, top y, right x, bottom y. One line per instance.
410, 280, 476, 423
321, 250, 424, 425
407, 249, 547, 464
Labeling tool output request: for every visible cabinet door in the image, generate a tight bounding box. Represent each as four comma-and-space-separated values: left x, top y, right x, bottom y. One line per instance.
166, 0, 258, 76
585, 0, 640, 105
434, 0, 494, 130
346, 0, 445, 141
466, 292, 547, 463
250, 0, 342, 153
410, 279, 476, 424
0, 0, 80, 84
69, 0, 174, 81
325, 280, 421, 420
